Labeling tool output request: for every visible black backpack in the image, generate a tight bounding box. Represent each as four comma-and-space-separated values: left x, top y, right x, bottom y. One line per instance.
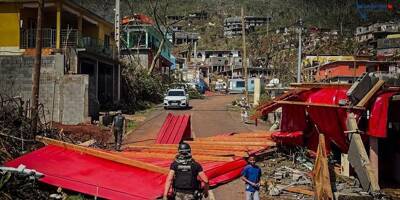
173, 161, 200, 190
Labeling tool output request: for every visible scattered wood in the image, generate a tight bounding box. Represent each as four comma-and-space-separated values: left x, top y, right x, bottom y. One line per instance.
346, 113, 380, 192
78, 139, 96, 147
283, 186, 314, 196
36, 136, 169, 174
230, 132, 272, 138
356, 80, 385, 107
348, 134, 380, 192
312, 134, 334, 200
186, 140, 275, 147
129, 148, 249, 157
194, 137, 269, 142
127, 144, 264, 152
119, 152, 234, 162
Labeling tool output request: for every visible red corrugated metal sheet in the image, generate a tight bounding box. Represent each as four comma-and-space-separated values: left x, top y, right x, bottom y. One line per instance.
272, 131, 304, 146
280, 105, 307, 131
5, 145, 166, 200
368, 92, 399, 138
267, 88, 352, 152
5, 144, 257, 199
156, 113, 191, 144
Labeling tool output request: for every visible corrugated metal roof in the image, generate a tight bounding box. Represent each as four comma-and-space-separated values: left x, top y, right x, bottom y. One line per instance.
156, 113, 191, 144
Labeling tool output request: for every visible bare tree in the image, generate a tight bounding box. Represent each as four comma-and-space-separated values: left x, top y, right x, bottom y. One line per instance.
31, 0, 44, 134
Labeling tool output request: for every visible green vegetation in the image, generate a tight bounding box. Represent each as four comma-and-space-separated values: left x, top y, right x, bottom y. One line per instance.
126, 119, 138, 132
188, 88, 204, 99
120, 66, 168, 113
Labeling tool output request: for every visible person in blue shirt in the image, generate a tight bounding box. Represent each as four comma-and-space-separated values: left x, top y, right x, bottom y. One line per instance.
241, 156, 262, 200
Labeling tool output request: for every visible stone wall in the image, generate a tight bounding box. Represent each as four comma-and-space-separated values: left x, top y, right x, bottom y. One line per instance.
0, 55, 89, 124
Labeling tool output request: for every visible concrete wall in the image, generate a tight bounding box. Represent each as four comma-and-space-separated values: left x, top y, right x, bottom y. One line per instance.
0, 55, 89, 125
60, 75, 89, 124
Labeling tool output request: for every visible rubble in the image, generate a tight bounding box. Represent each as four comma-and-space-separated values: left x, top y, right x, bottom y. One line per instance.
257, 147, 380, 200
51, 122, 112, 149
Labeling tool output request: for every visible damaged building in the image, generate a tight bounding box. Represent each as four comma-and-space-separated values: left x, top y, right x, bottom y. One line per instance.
224, 16, 271, 37
0, 0, 120, 124
120, 15, 174, 75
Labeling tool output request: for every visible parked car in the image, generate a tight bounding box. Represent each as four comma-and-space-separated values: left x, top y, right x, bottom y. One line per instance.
163, 89, 189, 109
215, 79, 227, 92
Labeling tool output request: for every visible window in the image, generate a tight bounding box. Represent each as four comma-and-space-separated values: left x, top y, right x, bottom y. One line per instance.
236, 81, 245, 87
168, 91, 185, 96
104, 35, 110, 49
128, 31, 146, 48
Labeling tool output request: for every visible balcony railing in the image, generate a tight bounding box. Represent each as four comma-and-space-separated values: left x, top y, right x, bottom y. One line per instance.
20, 28, 115, 58
78, 36, 115, 58
20, 28, 56, 48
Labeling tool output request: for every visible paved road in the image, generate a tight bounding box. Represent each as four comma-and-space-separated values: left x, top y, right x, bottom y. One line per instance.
124, 94, 268, 200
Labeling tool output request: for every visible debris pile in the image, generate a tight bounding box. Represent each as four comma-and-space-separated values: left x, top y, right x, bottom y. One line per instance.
51, 123, 112, 148
260, 148, 314, 200
258, 147, 370, 200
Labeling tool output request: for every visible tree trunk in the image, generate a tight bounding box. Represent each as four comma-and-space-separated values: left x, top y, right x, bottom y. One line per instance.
31, 0, 44, 135
148, 37, 165, 75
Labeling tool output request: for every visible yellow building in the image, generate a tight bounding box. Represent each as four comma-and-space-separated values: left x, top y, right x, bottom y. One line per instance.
0, 0, 120, 123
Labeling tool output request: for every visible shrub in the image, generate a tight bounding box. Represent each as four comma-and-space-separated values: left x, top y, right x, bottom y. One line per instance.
120, 65, 167, 113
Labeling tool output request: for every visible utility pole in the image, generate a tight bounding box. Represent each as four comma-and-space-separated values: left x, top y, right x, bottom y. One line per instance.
31, 0, 44, 134
115, 0, 120, 56
241, 7, 248, 103
297, 18, 303, 83
115, 0, 121, 101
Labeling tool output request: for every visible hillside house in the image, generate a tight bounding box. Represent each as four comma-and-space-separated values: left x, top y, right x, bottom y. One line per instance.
120, 22, 174, 75
0, 0, 119, 124
303, 60, 398, 83
224, 16, 271, 37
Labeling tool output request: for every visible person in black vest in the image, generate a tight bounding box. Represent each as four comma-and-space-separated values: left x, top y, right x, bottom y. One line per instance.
111, 110, 125, 151
163, 142, 209, 200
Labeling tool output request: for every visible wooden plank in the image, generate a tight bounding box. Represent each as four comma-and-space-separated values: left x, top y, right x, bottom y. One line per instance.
194, 137, 270, 142
313, 134, 334, 200
128, 148, 249, 157
36, 136, 169, 174
230, 132, 272, 137
283, 186, 314, 196
119, 152, 234, 162
186, 140, 275, 147
126, 144, 264, 152
78, 139, 96, 147
356, 80, 385, 107
346, 113, 380, 192
229, 135, 271, 139
275, 100, 365, 110
348, 134, 380, 192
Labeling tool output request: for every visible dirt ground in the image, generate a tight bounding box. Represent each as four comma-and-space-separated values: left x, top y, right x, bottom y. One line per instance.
123, 94, 269, 200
